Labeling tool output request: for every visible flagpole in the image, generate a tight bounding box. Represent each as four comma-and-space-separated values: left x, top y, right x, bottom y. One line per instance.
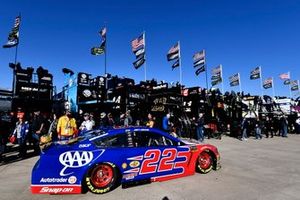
221, 64, 224, 94
104, 23, 107, 75
288, 71, 292, 98
272, 77, 276, 98
298, 80, 300, 98
13, 13, 21, 97
204, 49, 209, 89
238, 73, 242, 94
143, 31, 147, 81
259, 66, 264, 97
178, 41, 182, 85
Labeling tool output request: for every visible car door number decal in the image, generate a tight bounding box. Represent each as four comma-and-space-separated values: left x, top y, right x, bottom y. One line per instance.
139, 148, 189, 174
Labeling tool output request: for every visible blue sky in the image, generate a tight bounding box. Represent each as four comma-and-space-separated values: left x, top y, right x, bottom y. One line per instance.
1, 0, 300, 97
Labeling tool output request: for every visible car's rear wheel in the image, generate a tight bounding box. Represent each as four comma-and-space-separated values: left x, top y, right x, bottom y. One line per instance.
196, 151, 213, 174
85, 162, 118, 194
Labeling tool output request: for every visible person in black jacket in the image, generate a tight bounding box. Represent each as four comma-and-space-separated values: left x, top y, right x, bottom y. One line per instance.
265, 116, 274, 138
196, 113, 205, 142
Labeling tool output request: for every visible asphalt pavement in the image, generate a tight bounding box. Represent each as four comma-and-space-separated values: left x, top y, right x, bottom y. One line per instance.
0, 134, 300, 200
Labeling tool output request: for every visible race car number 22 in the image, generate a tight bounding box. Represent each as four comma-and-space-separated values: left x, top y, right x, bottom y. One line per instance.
139, 148, 189, 174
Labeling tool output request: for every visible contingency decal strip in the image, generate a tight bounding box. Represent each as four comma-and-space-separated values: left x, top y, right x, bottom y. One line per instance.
31, 184, 81, 194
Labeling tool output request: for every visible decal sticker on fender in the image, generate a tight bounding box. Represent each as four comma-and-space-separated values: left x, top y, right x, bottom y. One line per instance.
59, 150, 105, 176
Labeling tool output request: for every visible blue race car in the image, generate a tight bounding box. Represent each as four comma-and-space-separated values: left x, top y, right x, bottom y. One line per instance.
31, 127, 221, 194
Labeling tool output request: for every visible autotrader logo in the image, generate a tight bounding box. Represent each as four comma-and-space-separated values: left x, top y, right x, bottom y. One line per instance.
59, 151, 93, 176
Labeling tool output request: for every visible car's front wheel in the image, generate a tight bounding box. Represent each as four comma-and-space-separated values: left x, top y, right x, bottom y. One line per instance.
85, 162, 118, 194
196, 151, 213, 174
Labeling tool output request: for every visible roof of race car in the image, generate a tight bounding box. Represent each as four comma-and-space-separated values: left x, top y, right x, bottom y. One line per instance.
86, 126, 175, 141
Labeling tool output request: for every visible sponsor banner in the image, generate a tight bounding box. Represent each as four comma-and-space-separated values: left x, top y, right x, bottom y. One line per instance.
274, 98, 291, 114
31, 185, 81, 194
77, 73, 91, 86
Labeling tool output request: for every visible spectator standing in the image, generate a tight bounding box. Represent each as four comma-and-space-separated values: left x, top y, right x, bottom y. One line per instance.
265, 116, 274, 138
280, 115, 288, 137
79, 113, 94, 132
48, 113, 59, 141
146, 113, 155, 128
196, 113, 205, 142
31, 110, 46, 154
295, 116, 300, 134
107, 113, 115, 127
0, 116, 10, 161
89, 113, 96, 128
162, 113, 171, 132
125, 110, 133, 126
241, 118, 249, 141
99, 112, 108, 127
12, 113, 29, 158
255, 117, 263, 140
57, 110, 77, 140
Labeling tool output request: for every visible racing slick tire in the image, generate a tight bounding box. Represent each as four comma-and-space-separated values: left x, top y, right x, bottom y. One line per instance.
85, 162, 119, 194
196, 150, 213, 174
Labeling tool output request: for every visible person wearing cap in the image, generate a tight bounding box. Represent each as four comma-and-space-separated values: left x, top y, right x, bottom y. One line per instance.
57, 110, 77, 140
107, 113, 115, 127
79, 113, 94, 132
31, 110, 47, 154
146, 113, 155, 128
125, 110, 133, 126
12, 113, 29, 158
162, 113, 171, 132
99, 112, 108, 127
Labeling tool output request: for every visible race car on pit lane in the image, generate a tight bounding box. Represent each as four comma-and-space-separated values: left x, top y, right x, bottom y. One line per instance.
31, 127, 221, 194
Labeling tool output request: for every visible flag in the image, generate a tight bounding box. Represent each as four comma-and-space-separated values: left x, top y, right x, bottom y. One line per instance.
195, 65, 205, 76
284, 79, 290, 85
172, 59, 180, 69
99, 27, 107, 40
250, 67, 261, 80
133, 55, 145, 69
279, 72, 290, 80
134, 48, 145, 57
99, 27, 106, 50
229, 73, 240, 87
131, 33, 146, 69
263, 78, 273, 89
3, 15, 21, 48
91, 26, 106, 55
167, 42, 180, 69
291, 80, 299, 91
193, 50, 205, 76
193, 50, 205, 67
211, 65, 222, 86
131, 34, 144, 53
91, 47, 104, 55
167, 42, 179, 61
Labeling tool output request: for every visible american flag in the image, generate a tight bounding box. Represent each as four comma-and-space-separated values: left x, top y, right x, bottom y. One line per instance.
3, 15, 21, 48
131, 34, 144, 52
263, 77, 273, 89
168, 42, 179, 54
279, 72, 290, 80
212, 65, 222, 75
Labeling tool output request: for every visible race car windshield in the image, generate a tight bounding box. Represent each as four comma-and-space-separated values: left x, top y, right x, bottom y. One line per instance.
81, 129, 107, 140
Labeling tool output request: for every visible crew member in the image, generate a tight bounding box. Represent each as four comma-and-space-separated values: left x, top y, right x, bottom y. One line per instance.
57, 110, 77, 140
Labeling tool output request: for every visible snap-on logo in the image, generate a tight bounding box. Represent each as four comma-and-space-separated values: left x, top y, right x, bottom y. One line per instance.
59, 151, 93, 176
